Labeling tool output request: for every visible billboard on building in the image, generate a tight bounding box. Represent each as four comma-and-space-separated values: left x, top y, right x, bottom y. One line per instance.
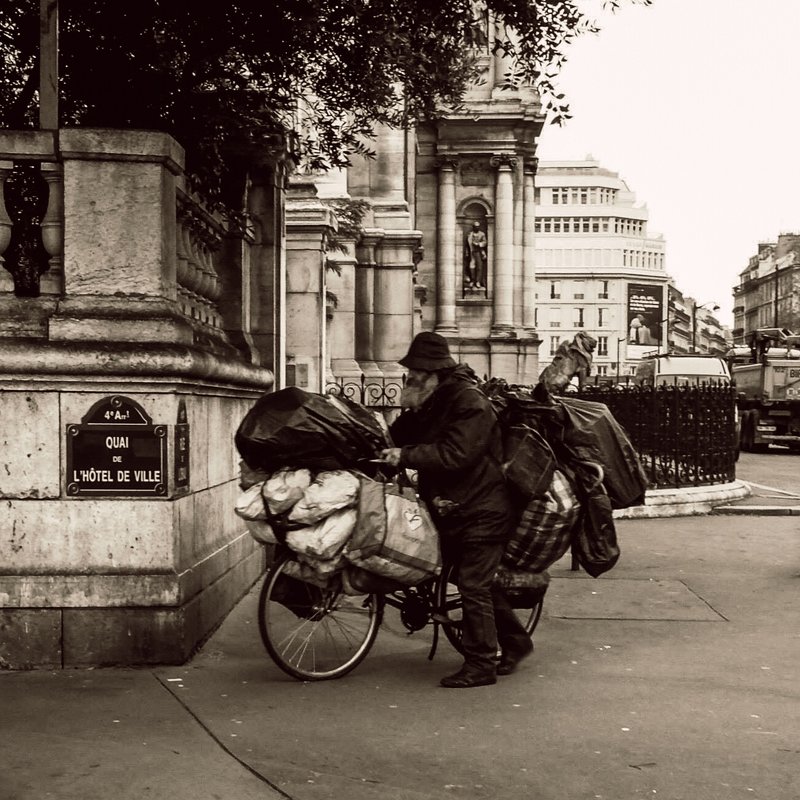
627, 283, 664, 352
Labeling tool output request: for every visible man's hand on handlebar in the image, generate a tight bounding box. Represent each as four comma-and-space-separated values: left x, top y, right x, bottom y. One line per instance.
379, 447, 402, 467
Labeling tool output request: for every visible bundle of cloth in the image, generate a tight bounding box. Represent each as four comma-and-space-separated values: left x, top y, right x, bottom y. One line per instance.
236, 464, 362, 587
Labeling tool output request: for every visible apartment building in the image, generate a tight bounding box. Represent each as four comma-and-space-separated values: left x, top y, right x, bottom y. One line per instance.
534, 159, 669, 380
732, 234, 800, 343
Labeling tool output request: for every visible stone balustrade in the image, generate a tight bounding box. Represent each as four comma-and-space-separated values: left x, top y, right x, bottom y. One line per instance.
176, 186, 225, 330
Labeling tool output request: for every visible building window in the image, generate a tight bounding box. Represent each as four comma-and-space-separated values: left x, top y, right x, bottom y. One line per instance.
598, 308, 607, 327
550, 281, 561, 299
596, 365, 608, 376
575, 308, 584, 328
549, 336, 561, 356
597, 336, 608, 355
598, 280, 609, 299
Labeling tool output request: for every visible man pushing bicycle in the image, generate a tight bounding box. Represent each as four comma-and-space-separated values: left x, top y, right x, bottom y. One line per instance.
380, 332, 533, 688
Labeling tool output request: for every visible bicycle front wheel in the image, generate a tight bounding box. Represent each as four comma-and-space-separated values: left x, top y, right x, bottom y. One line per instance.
258, 554, 384, 681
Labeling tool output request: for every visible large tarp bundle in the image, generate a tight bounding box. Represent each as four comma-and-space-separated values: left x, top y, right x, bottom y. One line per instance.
554, 396, 648, 510
479, 379, 648, 511
235, 387, 391, 473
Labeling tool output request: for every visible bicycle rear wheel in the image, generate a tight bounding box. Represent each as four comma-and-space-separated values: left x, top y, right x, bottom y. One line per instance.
258, 553, 384, 681
435, 561, 544, 654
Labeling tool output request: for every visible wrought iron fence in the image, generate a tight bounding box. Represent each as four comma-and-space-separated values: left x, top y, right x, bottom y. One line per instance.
326, 375, 737, 491
577, 384, 738, 489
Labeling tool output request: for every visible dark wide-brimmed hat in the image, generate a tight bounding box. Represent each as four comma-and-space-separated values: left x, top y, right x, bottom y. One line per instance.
398, 332, 456, 371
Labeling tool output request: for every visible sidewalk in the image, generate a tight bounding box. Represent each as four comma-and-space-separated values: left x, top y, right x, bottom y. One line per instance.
2, 509, 798, 800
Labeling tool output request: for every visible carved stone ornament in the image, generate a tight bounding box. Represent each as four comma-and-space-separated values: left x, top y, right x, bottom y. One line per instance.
434, 155, 460, 172
490, 154, 518, 170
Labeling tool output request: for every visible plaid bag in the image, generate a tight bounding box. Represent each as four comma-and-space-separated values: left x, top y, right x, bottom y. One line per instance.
503, 469, 580, 572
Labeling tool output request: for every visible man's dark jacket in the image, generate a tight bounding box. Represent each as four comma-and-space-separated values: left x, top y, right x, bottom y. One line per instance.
389, 366, 513, 541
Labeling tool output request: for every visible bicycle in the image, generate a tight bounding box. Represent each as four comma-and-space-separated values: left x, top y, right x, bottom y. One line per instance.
257, 546, 547, 682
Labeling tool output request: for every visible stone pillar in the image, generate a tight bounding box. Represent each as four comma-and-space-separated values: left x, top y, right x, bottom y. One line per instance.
435, 156, 458, 334
285, 179, 337, 394
50, 130, 186, 342
490, 155, 516, 334
355, 231, 383, 376
326, 243, 361, 379
0, 129, 275, 669
522, 159, 538, 332
373, 231, 420, 376
513, 160, 524, 328
247, 155, 289, 378
491, 20, 514, 95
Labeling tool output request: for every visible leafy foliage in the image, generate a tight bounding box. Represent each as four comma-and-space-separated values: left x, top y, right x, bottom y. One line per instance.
0, 0, 651, 213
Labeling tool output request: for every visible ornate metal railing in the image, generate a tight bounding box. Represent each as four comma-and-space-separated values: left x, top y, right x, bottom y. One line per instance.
326, 374, 405, 410
326, 375, 737, 491
577, 384, 738, 489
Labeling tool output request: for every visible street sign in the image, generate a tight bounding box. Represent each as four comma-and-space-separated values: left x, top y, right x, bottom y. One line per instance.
174, 398, 190, 492
66, 396, 167, 497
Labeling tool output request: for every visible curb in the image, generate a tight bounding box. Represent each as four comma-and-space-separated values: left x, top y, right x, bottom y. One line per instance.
614, 480, 751, 519
711, 505, 800, 516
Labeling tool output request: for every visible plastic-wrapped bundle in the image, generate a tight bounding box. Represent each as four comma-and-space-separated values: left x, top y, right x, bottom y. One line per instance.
235, 387, 390, 472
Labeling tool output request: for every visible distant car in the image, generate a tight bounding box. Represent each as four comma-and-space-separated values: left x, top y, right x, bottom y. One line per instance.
633, 354, 732, 387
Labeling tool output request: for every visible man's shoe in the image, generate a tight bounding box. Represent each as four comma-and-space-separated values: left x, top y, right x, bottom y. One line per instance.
496, 642, 534, 676
440, 667, 497, 688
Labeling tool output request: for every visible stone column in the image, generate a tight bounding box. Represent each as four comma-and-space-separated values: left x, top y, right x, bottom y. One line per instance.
522, 159, 538, 332
355, 231, 383, 376
373, 231, 420, 376
513, 159, 524, 328
326, 242, 361, 379
285, 179, 337, 394
490, 155, 516, 335
435, 156, 458, 334
491, 20, 514, 95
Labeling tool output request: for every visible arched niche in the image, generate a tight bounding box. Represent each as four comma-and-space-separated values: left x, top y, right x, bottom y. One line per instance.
457, 199, 492, 297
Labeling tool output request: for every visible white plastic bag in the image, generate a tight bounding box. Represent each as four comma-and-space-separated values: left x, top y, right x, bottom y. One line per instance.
286, 508, 357, 561
288, 470, 360, 525
262, 467, 312, 515
234, 482, 267, 520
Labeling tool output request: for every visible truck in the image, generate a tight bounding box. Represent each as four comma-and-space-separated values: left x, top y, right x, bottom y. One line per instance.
729, 327, 800, 452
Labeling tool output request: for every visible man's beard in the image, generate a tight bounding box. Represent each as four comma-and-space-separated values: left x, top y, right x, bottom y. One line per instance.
400, 373, 439, 410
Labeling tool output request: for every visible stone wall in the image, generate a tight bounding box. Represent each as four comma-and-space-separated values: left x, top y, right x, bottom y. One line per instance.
0, 129, 279, 667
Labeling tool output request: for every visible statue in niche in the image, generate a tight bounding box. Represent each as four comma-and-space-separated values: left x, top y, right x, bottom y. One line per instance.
463, 221, 487, 289
465, 0, 488, 49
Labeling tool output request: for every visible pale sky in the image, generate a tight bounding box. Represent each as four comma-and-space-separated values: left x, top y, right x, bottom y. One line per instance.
534, 0, 800, 327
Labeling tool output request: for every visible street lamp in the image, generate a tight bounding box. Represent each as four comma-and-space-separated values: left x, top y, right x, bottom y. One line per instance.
615, 336, 626, 382
691, 301, 720, 353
